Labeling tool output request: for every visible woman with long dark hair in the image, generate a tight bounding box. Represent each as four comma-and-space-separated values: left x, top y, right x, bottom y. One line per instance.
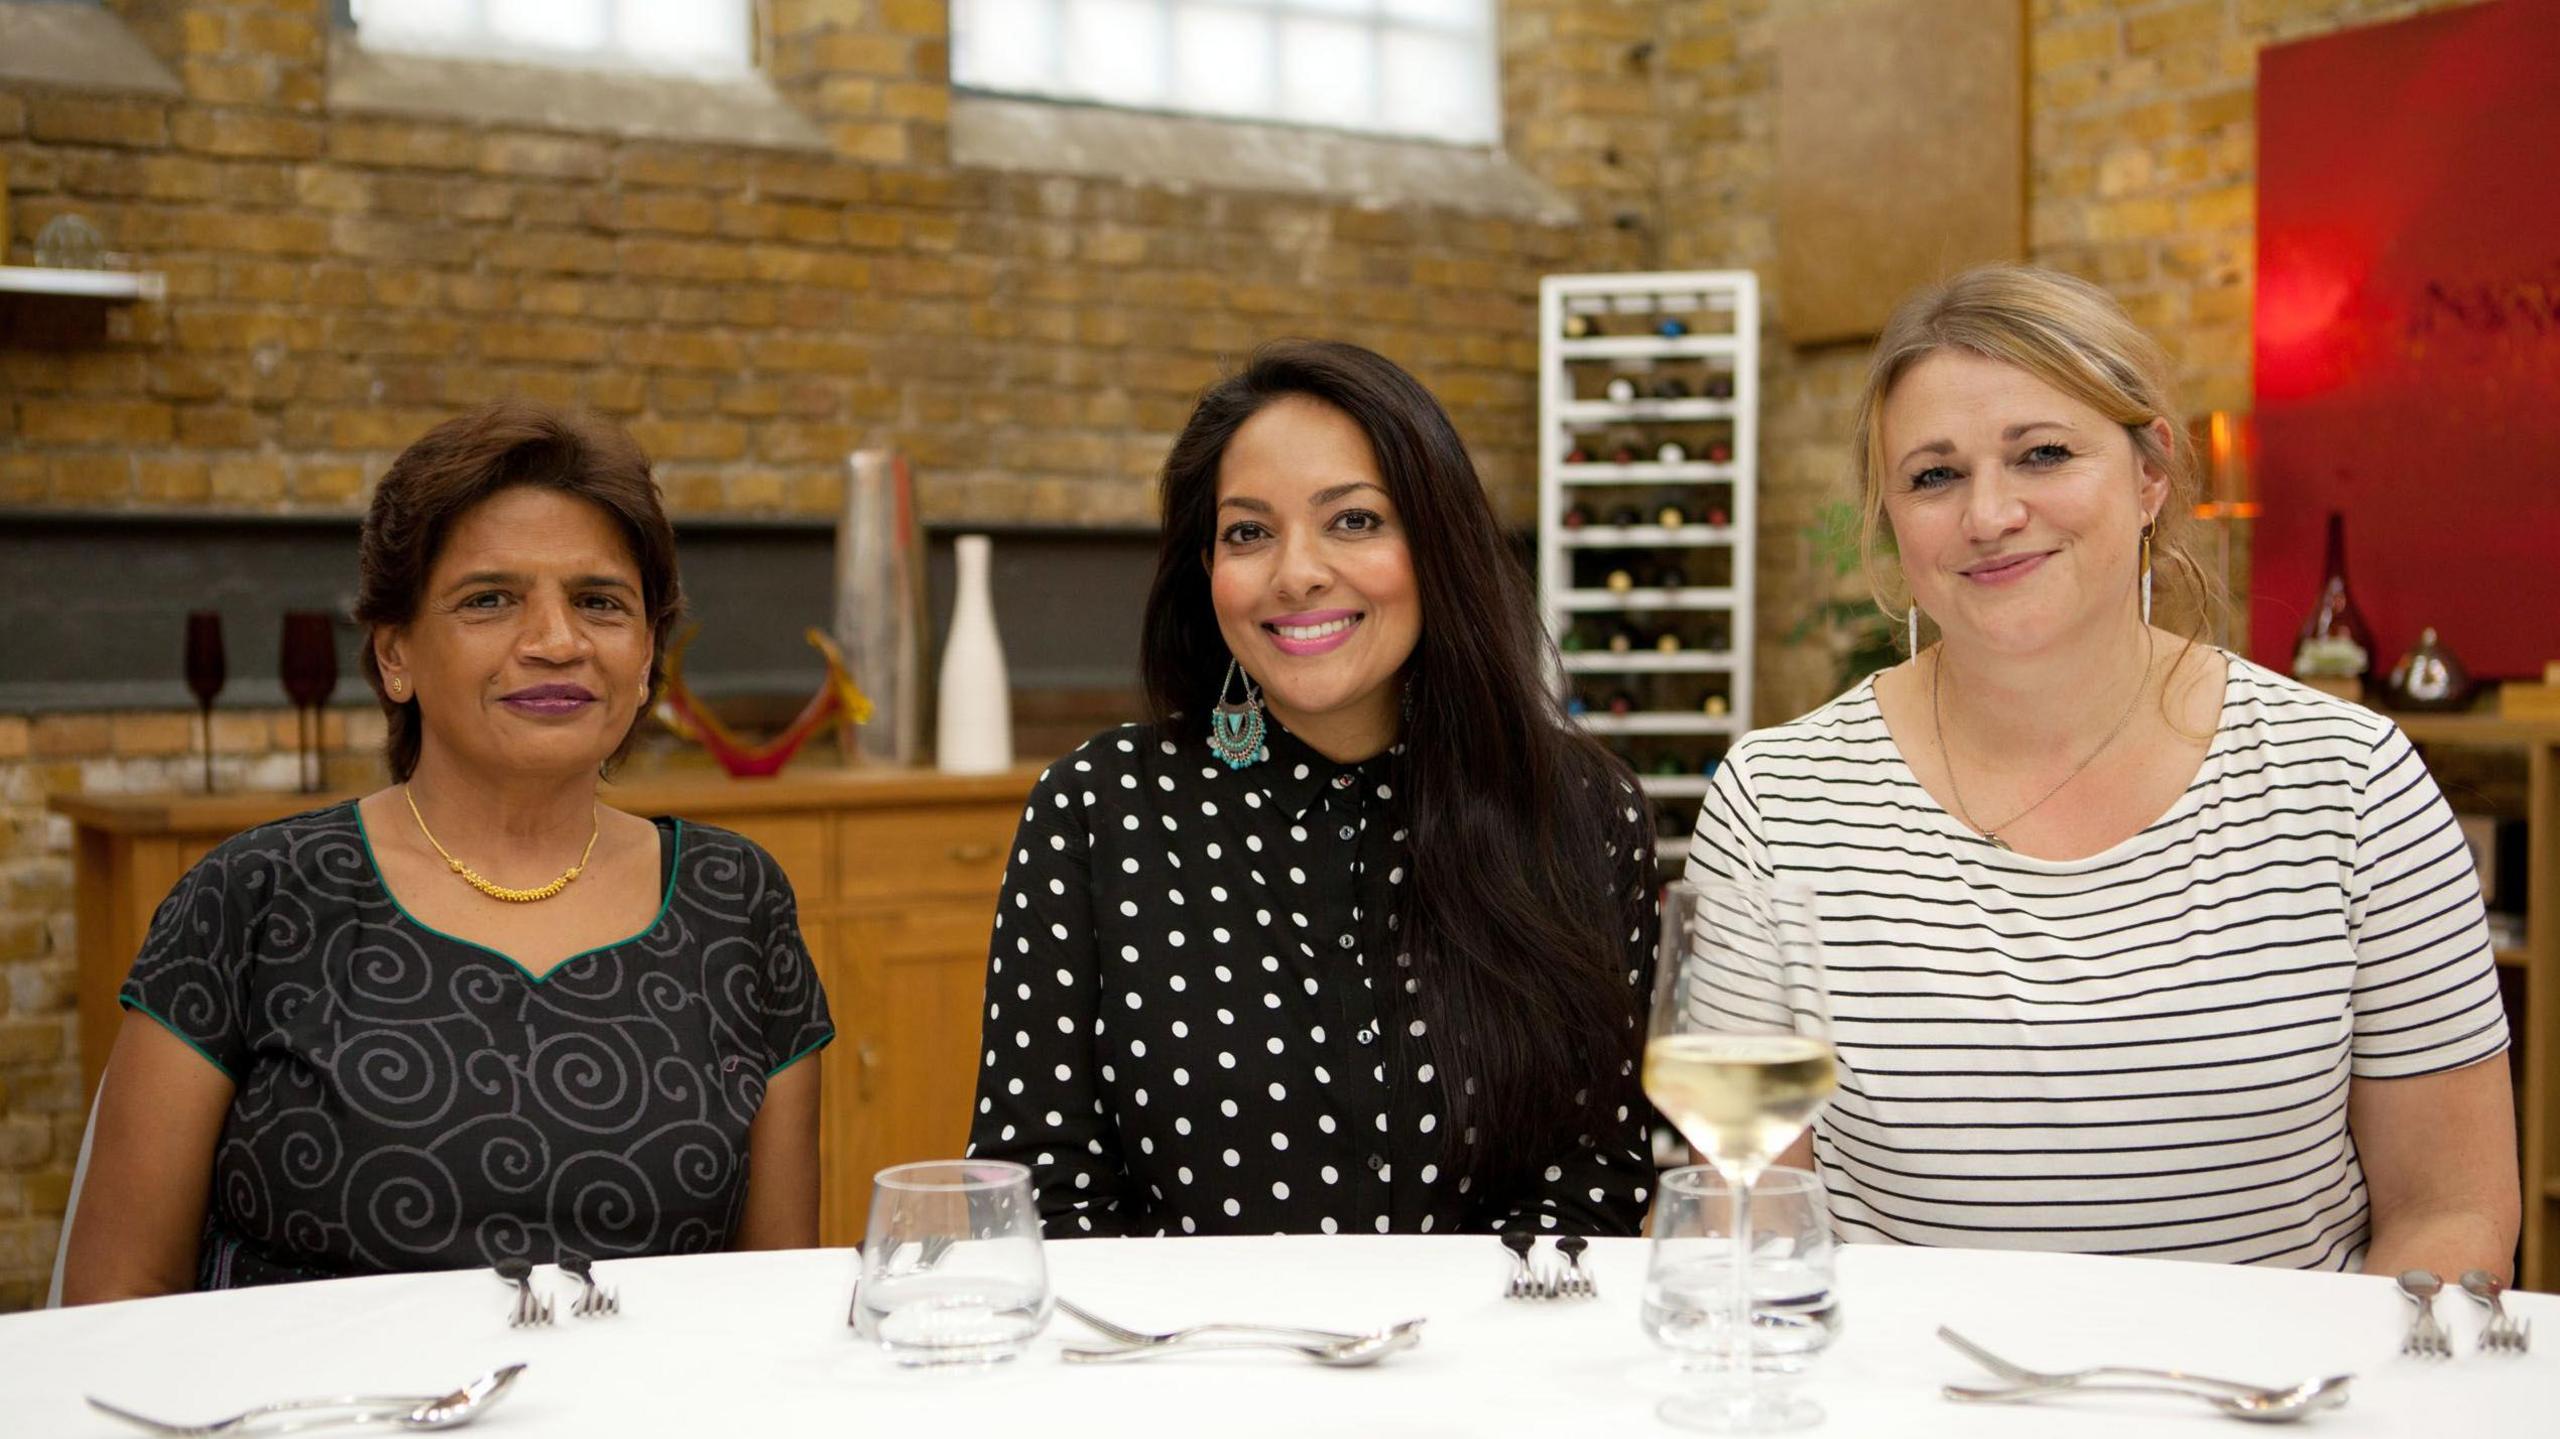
966, 340, 1656, 1237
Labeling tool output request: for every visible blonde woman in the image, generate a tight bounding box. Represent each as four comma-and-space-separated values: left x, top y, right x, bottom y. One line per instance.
1690, 265, 2516, 1276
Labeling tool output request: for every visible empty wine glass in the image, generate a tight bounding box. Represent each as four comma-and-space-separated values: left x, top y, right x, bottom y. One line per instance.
278, 612, 339, 793
1642, 877, 1839, 1432
183, 611, 225, 793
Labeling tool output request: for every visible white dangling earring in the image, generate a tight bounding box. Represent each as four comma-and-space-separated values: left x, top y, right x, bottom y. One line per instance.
1908, 605, 1921, 655
2139, 520, 2155, 627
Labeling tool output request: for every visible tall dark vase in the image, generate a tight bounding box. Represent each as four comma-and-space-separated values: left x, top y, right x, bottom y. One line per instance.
183, 612, 225, 793
2293, 511, 2377, 689
279, 612, 339, 794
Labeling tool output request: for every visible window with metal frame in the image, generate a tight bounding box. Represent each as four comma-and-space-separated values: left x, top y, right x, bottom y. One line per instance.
952, 0, 1499, 146
344, 0, 755, 79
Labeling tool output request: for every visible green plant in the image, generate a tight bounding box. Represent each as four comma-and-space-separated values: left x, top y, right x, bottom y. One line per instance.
1790, 500, 1901, 692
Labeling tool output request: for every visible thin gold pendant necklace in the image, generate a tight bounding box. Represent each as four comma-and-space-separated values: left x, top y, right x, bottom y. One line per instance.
1931, 633, 2150, 851
404, 785, 599, 903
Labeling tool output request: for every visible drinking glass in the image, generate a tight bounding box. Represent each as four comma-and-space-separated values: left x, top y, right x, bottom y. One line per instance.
278, 611, 339, 793
183, 611, 225, 793
1643, 1166, 1840, 1376
1643, 877, 1838, 1432
855, 1160, 1051, 1366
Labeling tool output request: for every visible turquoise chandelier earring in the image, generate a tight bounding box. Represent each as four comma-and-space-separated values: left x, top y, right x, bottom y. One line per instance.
1208, 659, 1267, 769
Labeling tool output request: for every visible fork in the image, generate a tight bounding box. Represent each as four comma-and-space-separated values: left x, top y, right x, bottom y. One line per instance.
1500, 1230, 1547, 1301
1547, 1235, 1597, 1300
2395, 1270, 2451, 1358
1055, 1295, 1384, 1348
1936, 1327, 2326, 1402
2460, 1269, 2530, 1354
494, 1256, 552, 1328
560, 1254, 618, 1318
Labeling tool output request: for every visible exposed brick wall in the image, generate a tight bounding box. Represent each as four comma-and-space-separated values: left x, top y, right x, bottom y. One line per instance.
1652, 0, 2482, 726
0, 0, 2487, 1306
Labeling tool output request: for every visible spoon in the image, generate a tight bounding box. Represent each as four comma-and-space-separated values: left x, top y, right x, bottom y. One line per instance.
1061, 1319, 1425, 1367
87, 1364, 527, 1436
1943, 1373, 2352, 1424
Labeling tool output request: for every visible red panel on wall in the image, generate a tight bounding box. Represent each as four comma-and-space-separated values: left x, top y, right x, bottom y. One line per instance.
2252, 0, 2560, 681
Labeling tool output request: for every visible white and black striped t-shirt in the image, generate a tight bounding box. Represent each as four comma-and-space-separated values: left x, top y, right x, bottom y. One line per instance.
1686, 651, 2509, 1270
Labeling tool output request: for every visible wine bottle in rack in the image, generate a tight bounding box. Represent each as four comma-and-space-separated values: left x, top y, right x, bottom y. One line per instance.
1655, 496, 1687, 528
1653, 376, 1691, 400
1608, 503, 1643, 527
1566, 691, 1591, 716
1606, 689, 1638, 716
1562, 501, 1591, 529
1611, 442, 1639, 465
1608, 624, 1638, 654
1605, 376, 1637, 403
1704, 372, 1735, 399
1565, 444, 1590, 465
1655, 315, 1688, 338
1656, 562, 1689, 591
1605, 565, 1636, 594
1655, 440, 1688, 464
1563, 312, 1594, 339
1706, 440, 1733, 464
1655, 627, 1683, 654
1702, 694, 1730, 717
1559, 623, 1587, 653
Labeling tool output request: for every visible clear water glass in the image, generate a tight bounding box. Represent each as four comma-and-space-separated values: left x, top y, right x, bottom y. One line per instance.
1643, 1166, 1840, 1375
856, 1160, 1052, 1365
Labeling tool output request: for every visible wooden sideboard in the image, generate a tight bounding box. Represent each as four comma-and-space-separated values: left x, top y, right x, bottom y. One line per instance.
2393, 714, 2560, 1291
50, 768, 1037, 1245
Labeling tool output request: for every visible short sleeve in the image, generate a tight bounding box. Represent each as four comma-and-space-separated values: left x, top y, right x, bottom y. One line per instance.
1686, 743, 1775, 886
743, 837, 835, 1077
2346, 725, 2510, 1078
119, 844, 258, 1081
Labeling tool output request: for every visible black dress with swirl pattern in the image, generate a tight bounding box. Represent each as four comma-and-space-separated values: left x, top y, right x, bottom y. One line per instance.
118, 802, 834, 1289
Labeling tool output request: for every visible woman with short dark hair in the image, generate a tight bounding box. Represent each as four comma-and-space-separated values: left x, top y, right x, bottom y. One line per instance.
62, 401, 831, 1301
968, 340, 1657, 1237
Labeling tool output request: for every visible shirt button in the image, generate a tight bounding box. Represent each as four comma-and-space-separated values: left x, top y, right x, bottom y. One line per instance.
1339, 825, 1356, 840
1356, 1026, 1376, 1045
1333, 774, 1354, 789
1366, 1154, 1385, 1172
1338, 933, 1355, 950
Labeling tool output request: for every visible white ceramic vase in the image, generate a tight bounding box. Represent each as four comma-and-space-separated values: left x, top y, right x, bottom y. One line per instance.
935, 534, 1012, 775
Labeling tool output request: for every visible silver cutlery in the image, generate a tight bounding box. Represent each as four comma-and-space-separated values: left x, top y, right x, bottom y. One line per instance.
493, 1257, 552, 1328
1500, 1230, 1546, 1301
86, 1364, 526, 1437
1060, 1321, 1424, 1367
560, 1254, 618, 1318
1939, 1327, 2351, 1410
2396, 1269, 2452, 1358
1056, 1295, 1393, 1349
1548, 1234, 1597, 1300
2460, 1268, 2530, 1354
1944, 1375, 2352, 1424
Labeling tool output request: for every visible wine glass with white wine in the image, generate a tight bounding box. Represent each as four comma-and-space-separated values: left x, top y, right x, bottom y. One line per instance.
1643, 876, 1838, 1432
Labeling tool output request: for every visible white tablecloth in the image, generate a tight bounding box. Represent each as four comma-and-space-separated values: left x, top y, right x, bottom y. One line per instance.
3, 1239, 2550, 1436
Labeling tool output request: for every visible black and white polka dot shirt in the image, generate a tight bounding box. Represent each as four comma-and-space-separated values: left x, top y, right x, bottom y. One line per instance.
965, 720, 1658, 1239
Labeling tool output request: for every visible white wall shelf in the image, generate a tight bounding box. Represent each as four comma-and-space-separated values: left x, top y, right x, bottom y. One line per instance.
1555, 525, 1737, 548
1540, 269, 1760, 867
1556, 462, 1738, 485
1560, 652, 1738, 674
0, 266, 165, 302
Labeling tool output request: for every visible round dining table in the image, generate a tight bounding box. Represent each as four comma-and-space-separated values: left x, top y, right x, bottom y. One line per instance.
4, 1237, 2549, 1436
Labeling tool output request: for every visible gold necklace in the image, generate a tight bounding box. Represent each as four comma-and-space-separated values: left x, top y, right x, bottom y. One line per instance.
404, 785, 600, 903
1930, 634, 2150, 851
